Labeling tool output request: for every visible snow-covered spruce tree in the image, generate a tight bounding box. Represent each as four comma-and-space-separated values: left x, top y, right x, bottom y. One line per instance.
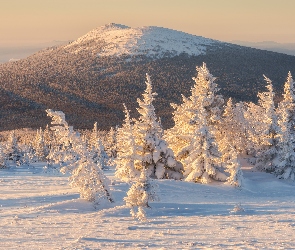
43, 124, 53, 153
21, 144, 37, 166
166, 63, 226, 182
274, 107, 295, 180
124, 168, 158, 221
254, 76, 280, 172
90, 122, 99, 148
243, 101, 267, 153
115, 104, 140, 181
94, 139, 113, 170
46, 109, 114, 204
0, 144, 6, 168
184, 106, 226, 183
217, 98, 237, 165
132, 74, 183, 179
46, 110, 78, 170
225, 147, 243, 187
3, 131, 23, 166
105, 126, 118, 158
274, 72, 295, 180
277, 71, 295, 143
167, 63, 224, 163
32, 128, 48, 162
215, 99, 244, 186
217, 99, 253, 156
232, 102, 252, 153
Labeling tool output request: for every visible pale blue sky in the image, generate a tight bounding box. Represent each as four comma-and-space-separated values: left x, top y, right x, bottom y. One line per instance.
1, 0, 294, 45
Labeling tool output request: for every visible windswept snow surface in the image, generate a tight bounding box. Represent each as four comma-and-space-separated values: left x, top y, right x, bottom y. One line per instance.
1, 159, 295, 249
64, 23, 217, 58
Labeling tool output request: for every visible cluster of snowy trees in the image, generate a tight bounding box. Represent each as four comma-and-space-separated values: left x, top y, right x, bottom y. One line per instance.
1, 63, 295, 220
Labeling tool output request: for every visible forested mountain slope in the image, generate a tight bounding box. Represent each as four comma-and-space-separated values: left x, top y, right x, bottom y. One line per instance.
0, 23, 295, 130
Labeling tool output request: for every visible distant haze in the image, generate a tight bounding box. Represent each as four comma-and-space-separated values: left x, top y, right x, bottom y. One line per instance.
1, 0, 295, 47
0, 41, 69, 63
230, 41, 295, 56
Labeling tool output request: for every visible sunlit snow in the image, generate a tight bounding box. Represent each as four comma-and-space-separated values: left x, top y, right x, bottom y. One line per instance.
65, 23, 217, 58
1, 159, 295, 249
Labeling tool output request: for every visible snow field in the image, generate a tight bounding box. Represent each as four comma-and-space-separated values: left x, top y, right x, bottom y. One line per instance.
65, 23, 216, 58
1, 162, 295, 249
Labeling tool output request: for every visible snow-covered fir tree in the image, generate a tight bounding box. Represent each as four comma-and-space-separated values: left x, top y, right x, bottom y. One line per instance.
244, 101, 267, 152
184, 106, 226, 183
277, 71, 295, 144
191, 63, 224, 126
46, 109, 114, 204
274, 72, 295, 180
275, 107, 295, 180
88, 122, 101, 150
225, 147, 243, 187
115, 104, 139, 181
231, 102, 251, 153
217, 99, 253, 156
279, 72, 295, 113
166, 63, 226, 182
21, 144, 37, 166
43, 124, 53, 151
33, 128, 47, 162
94, 139, 113, 170
217, 98, 237, 166
69, 153, 114, 204
254, 76, 280, 172
124, 168, 158, 221
3, 131, 23, 166
0, 144, 6, 168
131, 74, 183, 179
167, 63, 224, 163
46, 110, 78, 170
105, 126, 118, 158
217, 99, 246, 186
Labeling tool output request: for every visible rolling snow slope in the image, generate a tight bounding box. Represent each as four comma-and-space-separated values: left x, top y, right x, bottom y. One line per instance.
1, 159, 295, 249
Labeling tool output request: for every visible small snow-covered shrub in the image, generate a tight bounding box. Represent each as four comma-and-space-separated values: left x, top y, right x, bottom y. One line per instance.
230, 203, 245, 214
124, 169, 158, 221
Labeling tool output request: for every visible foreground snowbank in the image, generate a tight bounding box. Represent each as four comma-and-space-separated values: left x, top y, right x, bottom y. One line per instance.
1, 162, 295, 249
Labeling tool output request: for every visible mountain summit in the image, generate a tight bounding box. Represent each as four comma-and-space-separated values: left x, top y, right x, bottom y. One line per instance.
0, 24, 294, 131
64, 23, 216, 58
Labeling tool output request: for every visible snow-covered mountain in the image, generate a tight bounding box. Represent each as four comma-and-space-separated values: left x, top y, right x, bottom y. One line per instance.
0, 23, 294, 131
64, 23, 216, 58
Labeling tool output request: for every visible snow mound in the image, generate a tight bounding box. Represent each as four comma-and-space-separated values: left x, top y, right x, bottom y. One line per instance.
230, 203, 245, 214
65, 23, 218, 58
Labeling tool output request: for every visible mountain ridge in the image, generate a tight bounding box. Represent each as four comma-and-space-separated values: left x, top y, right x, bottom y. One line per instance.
0, 24, 295, 131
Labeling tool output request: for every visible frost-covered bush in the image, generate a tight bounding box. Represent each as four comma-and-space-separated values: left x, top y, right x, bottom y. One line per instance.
124, 169, 158, 221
